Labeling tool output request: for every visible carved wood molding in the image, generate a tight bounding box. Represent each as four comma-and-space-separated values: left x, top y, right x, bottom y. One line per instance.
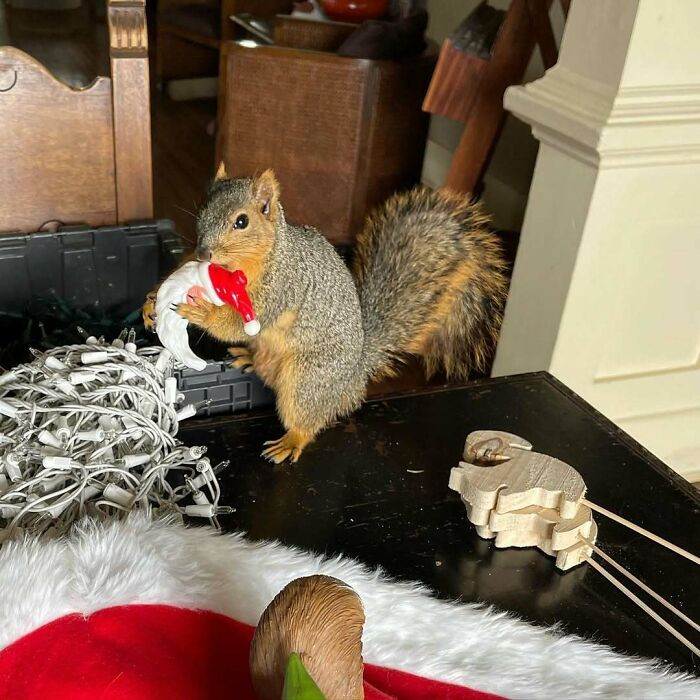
505, 65, 700, 168
108, 0, 148, 59
0, 47, 110, 95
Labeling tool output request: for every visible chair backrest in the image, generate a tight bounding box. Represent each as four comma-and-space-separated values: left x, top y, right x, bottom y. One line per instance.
0, 0, 152, 234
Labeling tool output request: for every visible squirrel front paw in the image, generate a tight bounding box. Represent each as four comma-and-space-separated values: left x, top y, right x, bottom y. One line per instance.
142, 291, 157, 333
177, 297, 216, 328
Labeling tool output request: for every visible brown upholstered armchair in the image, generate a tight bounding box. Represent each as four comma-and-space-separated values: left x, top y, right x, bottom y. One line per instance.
156, 0, 293, 83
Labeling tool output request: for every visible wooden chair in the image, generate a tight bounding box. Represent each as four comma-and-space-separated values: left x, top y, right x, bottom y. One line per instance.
155, 0, 293, 83
423, 0, 565, 196
0, 0, 153, 234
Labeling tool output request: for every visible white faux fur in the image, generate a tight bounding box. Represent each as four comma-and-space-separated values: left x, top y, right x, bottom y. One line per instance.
0, 514, 697, 699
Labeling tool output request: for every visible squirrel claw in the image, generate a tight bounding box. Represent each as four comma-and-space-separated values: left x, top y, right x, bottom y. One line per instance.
177, 299, 213, 326
261, 431, 309, 464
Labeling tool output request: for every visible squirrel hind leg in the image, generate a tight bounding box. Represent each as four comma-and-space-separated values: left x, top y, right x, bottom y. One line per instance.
262, 428, 313, 464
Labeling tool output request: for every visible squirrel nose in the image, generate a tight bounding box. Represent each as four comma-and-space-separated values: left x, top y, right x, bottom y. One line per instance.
196, 245, 212, 262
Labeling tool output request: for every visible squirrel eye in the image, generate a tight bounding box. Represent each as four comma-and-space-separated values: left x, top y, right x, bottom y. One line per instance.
234, 214, 249, 230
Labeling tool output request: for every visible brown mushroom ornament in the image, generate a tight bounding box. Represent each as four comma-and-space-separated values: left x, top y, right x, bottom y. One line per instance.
250, 575, 365, 700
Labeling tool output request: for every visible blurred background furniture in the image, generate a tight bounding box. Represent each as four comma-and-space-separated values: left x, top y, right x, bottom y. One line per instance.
5, 0, 82, 7
423, 0, 562, 197
0, 0, 152, 234
155, 0, 293, 83
217, 20, 436, 245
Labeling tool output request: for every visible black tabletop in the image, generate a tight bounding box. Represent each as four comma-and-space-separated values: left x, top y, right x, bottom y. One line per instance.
180, 371, 700, 675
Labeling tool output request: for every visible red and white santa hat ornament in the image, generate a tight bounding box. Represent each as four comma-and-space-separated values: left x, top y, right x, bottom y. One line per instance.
197, 262, 260, 336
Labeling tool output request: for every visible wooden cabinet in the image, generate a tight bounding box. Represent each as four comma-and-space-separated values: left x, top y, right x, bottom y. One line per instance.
217, 39, 435, 245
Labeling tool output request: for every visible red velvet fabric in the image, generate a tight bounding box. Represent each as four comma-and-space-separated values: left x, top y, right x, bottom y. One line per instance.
0, 605, 503, 700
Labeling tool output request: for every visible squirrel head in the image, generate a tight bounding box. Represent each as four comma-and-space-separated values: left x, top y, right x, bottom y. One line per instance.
195, 164, 280, 284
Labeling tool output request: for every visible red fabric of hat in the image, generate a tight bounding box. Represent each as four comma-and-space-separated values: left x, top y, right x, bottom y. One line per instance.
0, 604, 503, 700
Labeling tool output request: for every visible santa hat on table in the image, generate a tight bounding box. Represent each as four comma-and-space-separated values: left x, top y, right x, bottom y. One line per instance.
0, 514, 696, 699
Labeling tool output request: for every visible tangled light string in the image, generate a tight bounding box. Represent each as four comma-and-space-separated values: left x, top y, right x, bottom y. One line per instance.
0, 330, 231, 542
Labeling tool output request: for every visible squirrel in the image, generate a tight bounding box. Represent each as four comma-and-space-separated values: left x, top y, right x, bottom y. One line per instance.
143, 163, 508, 463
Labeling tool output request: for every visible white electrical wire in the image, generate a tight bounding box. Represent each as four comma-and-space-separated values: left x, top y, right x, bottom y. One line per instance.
0, 330, 231, 543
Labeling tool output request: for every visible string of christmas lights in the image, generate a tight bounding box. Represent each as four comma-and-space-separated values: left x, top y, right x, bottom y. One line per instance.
0, 330, 231, 542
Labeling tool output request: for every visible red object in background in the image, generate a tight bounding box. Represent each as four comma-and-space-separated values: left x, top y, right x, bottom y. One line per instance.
0, 605, 504, 700
320, 0, 390, 22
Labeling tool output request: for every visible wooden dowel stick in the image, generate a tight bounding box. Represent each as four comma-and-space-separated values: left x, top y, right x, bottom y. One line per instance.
580, 537, 700, 635
584, 554, 700, 657
581, 498, 700, 567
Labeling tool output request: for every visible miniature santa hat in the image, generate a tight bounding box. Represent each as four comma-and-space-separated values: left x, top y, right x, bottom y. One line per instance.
0, 515, 696, 700
198, 262, 260, 336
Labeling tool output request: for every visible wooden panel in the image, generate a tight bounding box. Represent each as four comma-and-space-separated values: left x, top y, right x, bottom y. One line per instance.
109, 0, 153, 222
595, 219, 700, 380
156, 28, 219, 81
0, 47, 116, 233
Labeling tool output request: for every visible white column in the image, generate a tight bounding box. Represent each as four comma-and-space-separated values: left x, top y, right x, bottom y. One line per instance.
492, 0, 700, 481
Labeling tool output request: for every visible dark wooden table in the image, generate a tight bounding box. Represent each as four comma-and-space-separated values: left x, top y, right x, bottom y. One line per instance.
181, 371, 700, 675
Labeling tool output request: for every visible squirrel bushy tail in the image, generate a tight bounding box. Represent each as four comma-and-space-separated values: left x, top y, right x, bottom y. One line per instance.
353, 187, 508, 381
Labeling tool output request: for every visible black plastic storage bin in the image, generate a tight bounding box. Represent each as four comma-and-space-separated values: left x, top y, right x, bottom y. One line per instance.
177, 361, 274, 417
0, 220, 274, 416
0, 220, 181, 317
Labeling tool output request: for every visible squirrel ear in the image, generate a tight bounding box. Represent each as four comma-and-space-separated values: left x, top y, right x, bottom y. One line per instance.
253, 169, 280, 219
214, 161, 228, 181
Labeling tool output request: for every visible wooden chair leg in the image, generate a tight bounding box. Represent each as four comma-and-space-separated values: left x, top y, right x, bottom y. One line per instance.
444, 0, 542, 195
109, 0, 153, 221
527, 0, 558, 70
